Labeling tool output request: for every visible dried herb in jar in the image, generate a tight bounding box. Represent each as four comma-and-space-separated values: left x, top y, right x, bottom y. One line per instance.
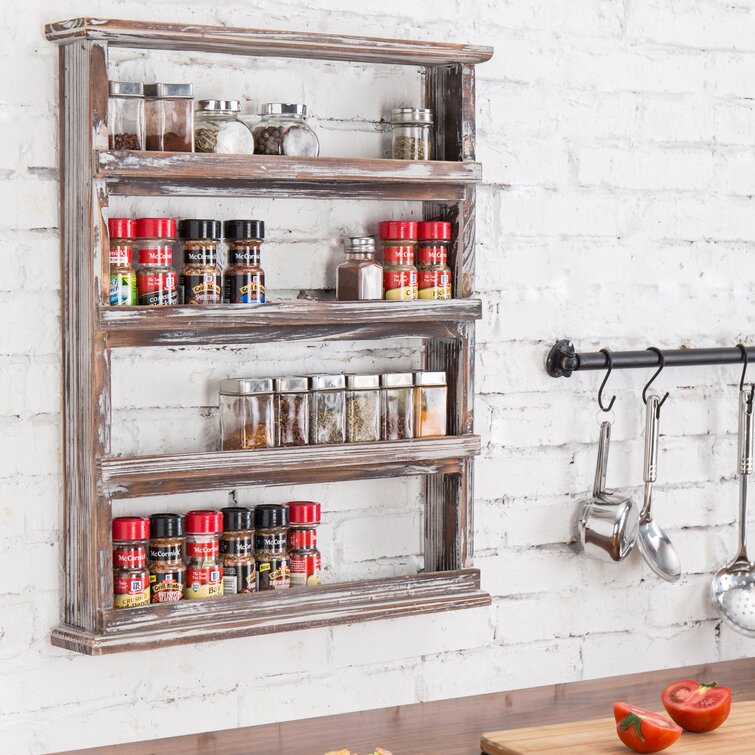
345, 374, 380, 443
310, 375, 346, 445
219, 379, 275, 451
275, 377, 309, 447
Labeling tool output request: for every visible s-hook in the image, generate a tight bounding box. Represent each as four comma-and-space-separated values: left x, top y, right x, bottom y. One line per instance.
642, 347, 670, 415
736, 343, 754, 409
597, 348, 616, 412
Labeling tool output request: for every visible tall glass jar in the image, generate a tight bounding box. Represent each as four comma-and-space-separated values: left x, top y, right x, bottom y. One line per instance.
414, 371, 448, 437
417, 221, 452, 300
345, 374, 381, 442
135, 217, 178, 306
144, 83, 194, 152
108, 218, 137, 306
275, 376, 309, 447
194, 100, 255, 154
379, 221, 418, 301
310, 374, 346, 445
220, 506, 256, 595
255, 504, 291, 591
253, 103, 319, 156
184, 510, 223, 600
391, 107, 433, 160
223, 220, 266, 304
381, 372, 415, 440
219, 378, 275, 450
107, 81, 144, 150
336, 237, 383, 301
179, 218, 223, 304
112, 516, 150, 609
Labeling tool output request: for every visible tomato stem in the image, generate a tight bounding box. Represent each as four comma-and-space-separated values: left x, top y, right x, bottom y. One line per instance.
619, 713, 645, 742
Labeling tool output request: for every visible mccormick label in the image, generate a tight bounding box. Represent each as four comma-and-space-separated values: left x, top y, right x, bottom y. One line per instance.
148, 543, 181, 562
137, 271, 178, 306
384, 269, 418, 301
113, 546, 147, 570
182, 273, 222, 304
222, 563, 256, 594
109, 243, 132, 266
184, 566, 223, 599
288, 529, 317, 550
418, 269, 452, 300
150, 569, 185, 603
110, 272, 137, 306
186, 540, 220, 559
225, 273, 265, 304
114, 575, 150, 608
254, 532, 286, 552
290, 552, 321, 587
417, 245, 448, 266
256, 558, 290, 591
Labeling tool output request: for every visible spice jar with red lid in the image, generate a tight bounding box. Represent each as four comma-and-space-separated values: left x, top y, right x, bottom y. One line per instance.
108, 218, 138, 306
112, 516, 150, 609
379, 221, 418, 302
135, 217, 178, 306
184, 510, 224, 599
417, 221, 452, 300
288, 501, 322, 587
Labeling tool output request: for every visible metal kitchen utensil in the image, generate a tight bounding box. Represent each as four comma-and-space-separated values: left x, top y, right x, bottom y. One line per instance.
637, 394, 682, 582
710, 386, 755, 636
579, 421, 638, 562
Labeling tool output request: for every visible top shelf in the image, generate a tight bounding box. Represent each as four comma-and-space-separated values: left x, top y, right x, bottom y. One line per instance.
45, 18, 494, 67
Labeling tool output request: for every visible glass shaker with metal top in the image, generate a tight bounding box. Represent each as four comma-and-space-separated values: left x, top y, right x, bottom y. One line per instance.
391, 107, 433, 160
145, 83, 194, 152
381, 372, 415, 440
336, 237, 383, 301
194, 100, 254, 154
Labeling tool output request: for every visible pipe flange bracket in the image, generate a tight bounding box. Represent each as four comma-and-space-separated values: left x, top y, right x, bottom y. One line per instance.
546, 339, 577, 378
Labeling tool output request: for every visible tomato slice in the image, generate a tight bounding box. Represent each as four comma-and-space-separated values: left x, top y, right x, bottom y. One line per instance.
614, 702, 683, 753
661, 679, 732, 732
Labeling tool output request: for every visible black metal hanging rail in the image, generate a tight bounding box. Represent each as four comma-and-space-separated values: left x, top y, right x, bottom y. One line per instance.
547, 339, 755, 378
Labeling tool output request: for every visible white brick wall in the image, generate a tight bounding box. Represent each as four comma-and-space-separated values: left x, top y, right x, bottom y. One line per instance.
1, 0, 754, 752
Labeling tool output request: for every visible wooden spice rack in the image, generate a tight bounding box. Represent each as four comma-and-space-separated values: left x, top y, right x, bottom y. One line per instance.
45, 17, 493, 655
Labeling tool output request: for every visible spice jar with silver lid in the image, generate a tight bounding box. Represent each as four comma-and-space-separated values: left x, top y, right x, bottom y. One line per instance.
414, 371, 448, 437
275, 376, 309, 447
255, 504, 291, 591
391, 107, 433, 160
219, 378, 275, 450
145, 83, 194, 152
310, 374, 346, 445
253, 103, 320, 156
194, 100, 254, 154
220, 506, 255, 594
108, 81, 145, 150
381, 372, 415, 440
336, 237, 383, 301
346, 374, 381, 443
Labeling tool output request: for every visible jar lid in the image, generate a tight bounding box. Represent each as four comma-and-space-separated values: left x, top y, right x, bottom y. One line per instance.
108, 218, 136, 239
197, 99, 241, 112
185, 510, 223, 534
417, 221, 451, 241
346, 237, 375, 253
108, 81, 144, 98
149, 513, 184, 538
224, 219, 265, 241
274, 376, 309, 393
112, 516, 149, 541
414, 370, 447, 386
255, 504, 289, 529
310, 374, 346, 391
379, 221, 418, 241
381, 372, 414, 388
288, 501, 321, 525
144, 83, 193, 98
260, 103, 307, 117
220, 506, 253, 531
219, 378, 274, 395
346, 374, 379, 389
391, 107, 433, 125
179, 219, 222, 240
136, 217, 177, 239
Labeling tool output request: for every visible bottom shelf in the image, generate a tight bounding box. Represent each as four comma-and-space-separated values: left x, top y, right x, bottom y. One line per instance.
51, 569, 489, 655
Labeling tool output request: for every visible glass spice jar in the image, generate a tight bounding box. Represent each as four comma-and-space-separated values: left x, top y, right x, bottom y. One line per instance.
144, 83, 194, 152
310, 374, 346, 445
379, 221, 418, 301
288, 501, 321, 587
135, 217, 178, 306
414, 371, 448, 437
345, 374, 381, 443
336, 237, 383, 301
255, 504, 291, 591
108, 217, 138, 306
391, 107, 433, 160
417, 221, 452, 300
219, 378, 275, 450
194, 99, 254, 154
223, 220, 266, 304
184, 510, 223, 600
275, 376, 309, 447
148, 513, 186, 603
381, 372, 415, 440
253, 103, 320, 156
179, 218, 223, 305
112, 516, 150, 609
220, 506, 256, 595
107, 81, 144, 150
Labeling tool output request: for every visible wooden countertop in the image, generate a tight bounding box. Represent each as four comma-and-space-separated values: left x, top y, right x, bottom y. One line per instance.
61, 658, 755, 755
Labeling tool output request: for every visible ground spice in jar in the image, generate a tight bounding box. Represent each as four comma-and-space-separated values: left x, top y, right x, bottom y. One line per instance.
223, 220, 266, 304
379, 221, 418, 301
148, 513, 185, 603
345, 374, 380, 442
220, 506, 256, 595
414, 371, 448, 437
288, 501, 321, 587
135, 217, 178, 305
108, 218, 138, 306
219, 378, 275, 450
112, 517, 150, 609
381, 372, 415, 440
255, 504, 290, 591
417, 221, 452, 300
184, 510, 223, 599
179, 219, 222, 304
275, 376, 309, 447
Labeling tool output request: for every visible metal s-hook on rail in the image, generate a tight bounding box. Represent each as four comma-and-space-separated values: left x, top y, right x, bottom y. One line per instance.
597, 348, 616, 412
642, 347, 670, 415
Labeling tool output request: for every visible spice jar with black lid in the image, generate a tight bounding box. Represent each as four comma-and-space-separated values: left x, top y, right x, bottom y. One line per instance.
275, 376, 309, 447
310, 374, 346, 445
184, 510, 224, 599
345, 374, 380, 443
288, 501, 322, 587
108, 218, 138, 306
220, 506, 256, 595
144, 83, 194, 152
108, 81, 144, 150
223, 220, 266, 304
255, 504, 291, 590
253, 103, 320, 156
219, 378, 275, 450
112, 516, 150, 609
149, 513, 186, 603
179, 219, 223, 305
135, 217, 178, 306
381, 372, 415, 440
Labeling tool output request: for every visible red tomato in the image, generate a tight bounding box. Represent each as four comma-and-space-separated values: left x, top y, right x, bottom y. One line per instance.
614, 702, 682, 753
661, 679, 732, 732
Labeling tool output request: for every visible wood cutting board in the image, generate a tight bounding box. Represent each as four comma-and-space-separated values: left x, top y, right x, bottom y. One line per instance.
481, 700, 755, 754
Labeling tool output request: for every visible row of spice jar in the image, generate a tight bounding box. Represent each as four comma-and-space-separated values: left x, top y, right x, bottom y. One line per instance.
109, 217, 266, 306
112, 502, 321, 608
220, 371, 447, 450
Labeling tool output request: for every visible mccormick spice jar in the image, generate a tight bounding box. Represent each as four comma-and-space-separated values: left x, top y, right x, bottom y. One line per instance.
379, 221, 418, 301
220, 506, 256, 595
255, 504, 291, 591
381, 372, 415, 440
310, 374, 346, 445
219, 378, 275, 450
148, 513, 186, 603
417, 221, 452, 300
414, 371, 448, 437
184, 510, 224, 600
112, 516, 150, 609
345, 374, 381, 442
135, 217, 178, 306
275, 376, 309, 447
223, 220, 266, 304
108, 218, 138, 306
288, 501, 321, 587
144, 83, 194, 152
179, 219, 223, 304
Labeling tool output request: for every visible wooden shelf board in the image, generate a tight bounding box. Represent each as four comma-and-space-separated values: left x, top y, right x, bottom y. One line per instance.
45, 18, 494, 66
51, 569, 490, 655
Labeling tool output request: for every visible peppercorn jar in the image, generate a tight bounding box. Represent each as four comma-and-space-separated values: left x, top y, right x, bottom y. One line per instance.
310, 374, 346, 445
112, 516, 150, 609
379, 221, 418, 301
345, 374, 381, 443
288, 501, 321, 587
391, 107, 433, 160
148, 513, 186, 603
253, 103, 319, 156
381, 372, 415, 440
414, 371, 448, 437
179, 218, 223, 304
107, 81, 144, 150
275, 376, 309, 447
108, 217, 138, 306
194, 100, 255, 154
220, 506, 256, 594
219, 378, 275, 450
417, 221, 452, 300
223, 219, 266, 304
336, 237, 383, 301
135, 217, 178, 306
144, 83, 194, 152
255, 504, 291, 591
184, 510, 223, 599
